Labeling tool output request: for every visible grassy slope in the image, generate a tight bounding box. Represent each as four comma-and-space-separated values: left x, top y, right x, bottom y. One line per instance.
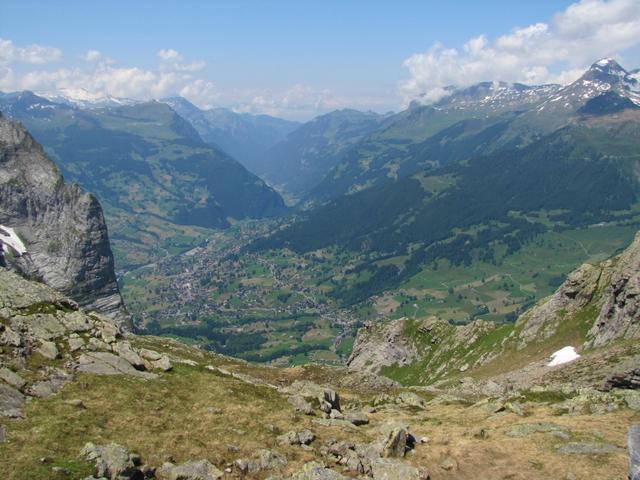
1, 335, 636, 480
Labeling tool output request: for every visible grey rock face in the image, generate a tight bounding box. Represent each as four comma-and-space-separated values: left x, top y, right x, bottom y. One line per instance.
0, 113, 129, 328
587, 232, 640, 347
602, 368, 640, 391
347, 318, 418, 372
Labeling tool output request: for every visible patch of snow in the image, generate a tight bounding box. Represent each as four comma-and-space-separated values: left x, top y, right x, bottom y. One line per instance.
0, 225, 27, 255
547, 346, 580, 367
596, 58, 614, 67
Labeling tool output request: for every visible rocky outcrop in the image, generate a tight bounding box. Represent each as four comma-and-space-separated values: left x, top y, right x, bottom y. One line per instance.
0, 113, 128, 327
587, 232, 640, 347
0, 268, 169, 418
347, 318, 419, 372
347, 316, 499, 381
347, 231, 640, 386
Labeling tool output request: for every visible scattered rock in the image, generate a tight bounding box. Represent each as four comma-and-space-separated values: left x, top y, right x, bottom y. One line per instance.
234, 449, 287, 474
151, 355, 172, 372
0, 366, 26, 389
371, 458, 429, 479
286, 461, 349, 479
0, 383, 25, 417
278, 429, 316, 446
396, 392, 426, 409
37, 340, 59, 360
288, 395, 315, 415
27, 369, 72, 398
329, 409, 344, 419
112, 341, 146, 371
344, 411, 369, 426
75, 352, 156, 379
68, 337, 86, 352
378, 421, 413, 458
157, 459, 223, 480
139, 349, 162, 361
312, 418, 358, 430
80, 442, 143, 480
0, 326, 21, 347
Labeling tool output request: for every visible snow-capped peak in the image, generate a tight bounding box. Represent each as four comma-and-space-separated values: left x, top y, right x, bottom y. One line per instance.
37, 88, 138, 109
588, 58, 627, 77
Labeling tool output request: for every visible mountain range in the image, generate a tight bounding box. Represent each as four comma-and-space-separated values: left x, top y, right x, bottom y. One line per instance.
0, 93, 287, 268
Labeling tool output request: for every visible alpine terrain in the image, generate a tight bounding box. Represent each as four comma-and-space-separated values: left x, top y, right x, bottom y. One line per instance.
2, 2, 640, 477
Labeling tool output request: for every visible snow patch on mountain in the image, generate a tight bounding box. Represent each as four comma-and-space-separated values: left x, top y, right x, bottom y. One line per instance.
0, 225, 26, 255
547, 346, 580, 367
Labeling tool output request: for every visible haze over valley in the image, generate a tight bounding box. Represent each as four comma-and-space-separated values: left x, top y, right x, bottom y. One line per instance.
1, 1, 640, 479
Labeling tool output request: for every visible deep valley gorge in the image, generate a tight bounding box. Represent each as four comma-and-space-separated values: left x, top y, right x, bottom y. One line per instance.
1, 4, 640, 477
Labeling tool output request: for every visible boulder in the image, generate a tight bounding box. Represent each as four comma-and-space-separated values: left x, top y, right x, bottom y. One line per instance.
370, 458, 429, 479
112, 341, 146, 370
287, 461, 349, 479
0, 424, 6, 443
0, 366, 26, 389
37, 340, 59, 360
69, 337, 86, 352
234, 449, 287, 474
0, 383, 25, 417
26, 369, 72, 398
75, 352, 156, 379
396, 392, 426, 409
344, 411, 369, 426
278, 429, 316, 446
157, 459, 223, 480
62, 311, 94, 332
151, 355, 173, 372
282, 381, 340, 413
139, 349, 162, 361
0, 326, 20, 347
288, 395, 315, 415
378, 421, 412, 458
80, 442, 143, 480
312, 418, 358, 430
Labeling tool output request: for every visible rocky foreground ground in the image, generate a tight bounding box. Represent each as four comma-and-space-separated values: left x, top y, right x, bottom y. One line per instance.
0, 267, 639, 480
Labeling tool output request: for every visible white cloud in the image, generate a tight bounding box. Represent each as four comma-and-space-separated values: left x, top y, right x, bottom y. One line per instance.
401, 0, 640, 104
83, 49, 102, 62
158, 48, 181, 61
157, 48, 205, 72
0, 38, 62, 65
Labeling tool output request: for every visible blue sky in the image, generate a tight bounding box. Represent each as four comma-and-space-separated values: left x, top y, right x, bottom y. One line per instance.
1, 0, 639, 120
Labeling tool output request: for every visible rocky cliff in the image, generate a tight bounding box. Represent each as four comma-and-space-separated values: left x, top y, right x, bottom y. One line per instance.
348, 231, 640, 386
0, 113, 129, 328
